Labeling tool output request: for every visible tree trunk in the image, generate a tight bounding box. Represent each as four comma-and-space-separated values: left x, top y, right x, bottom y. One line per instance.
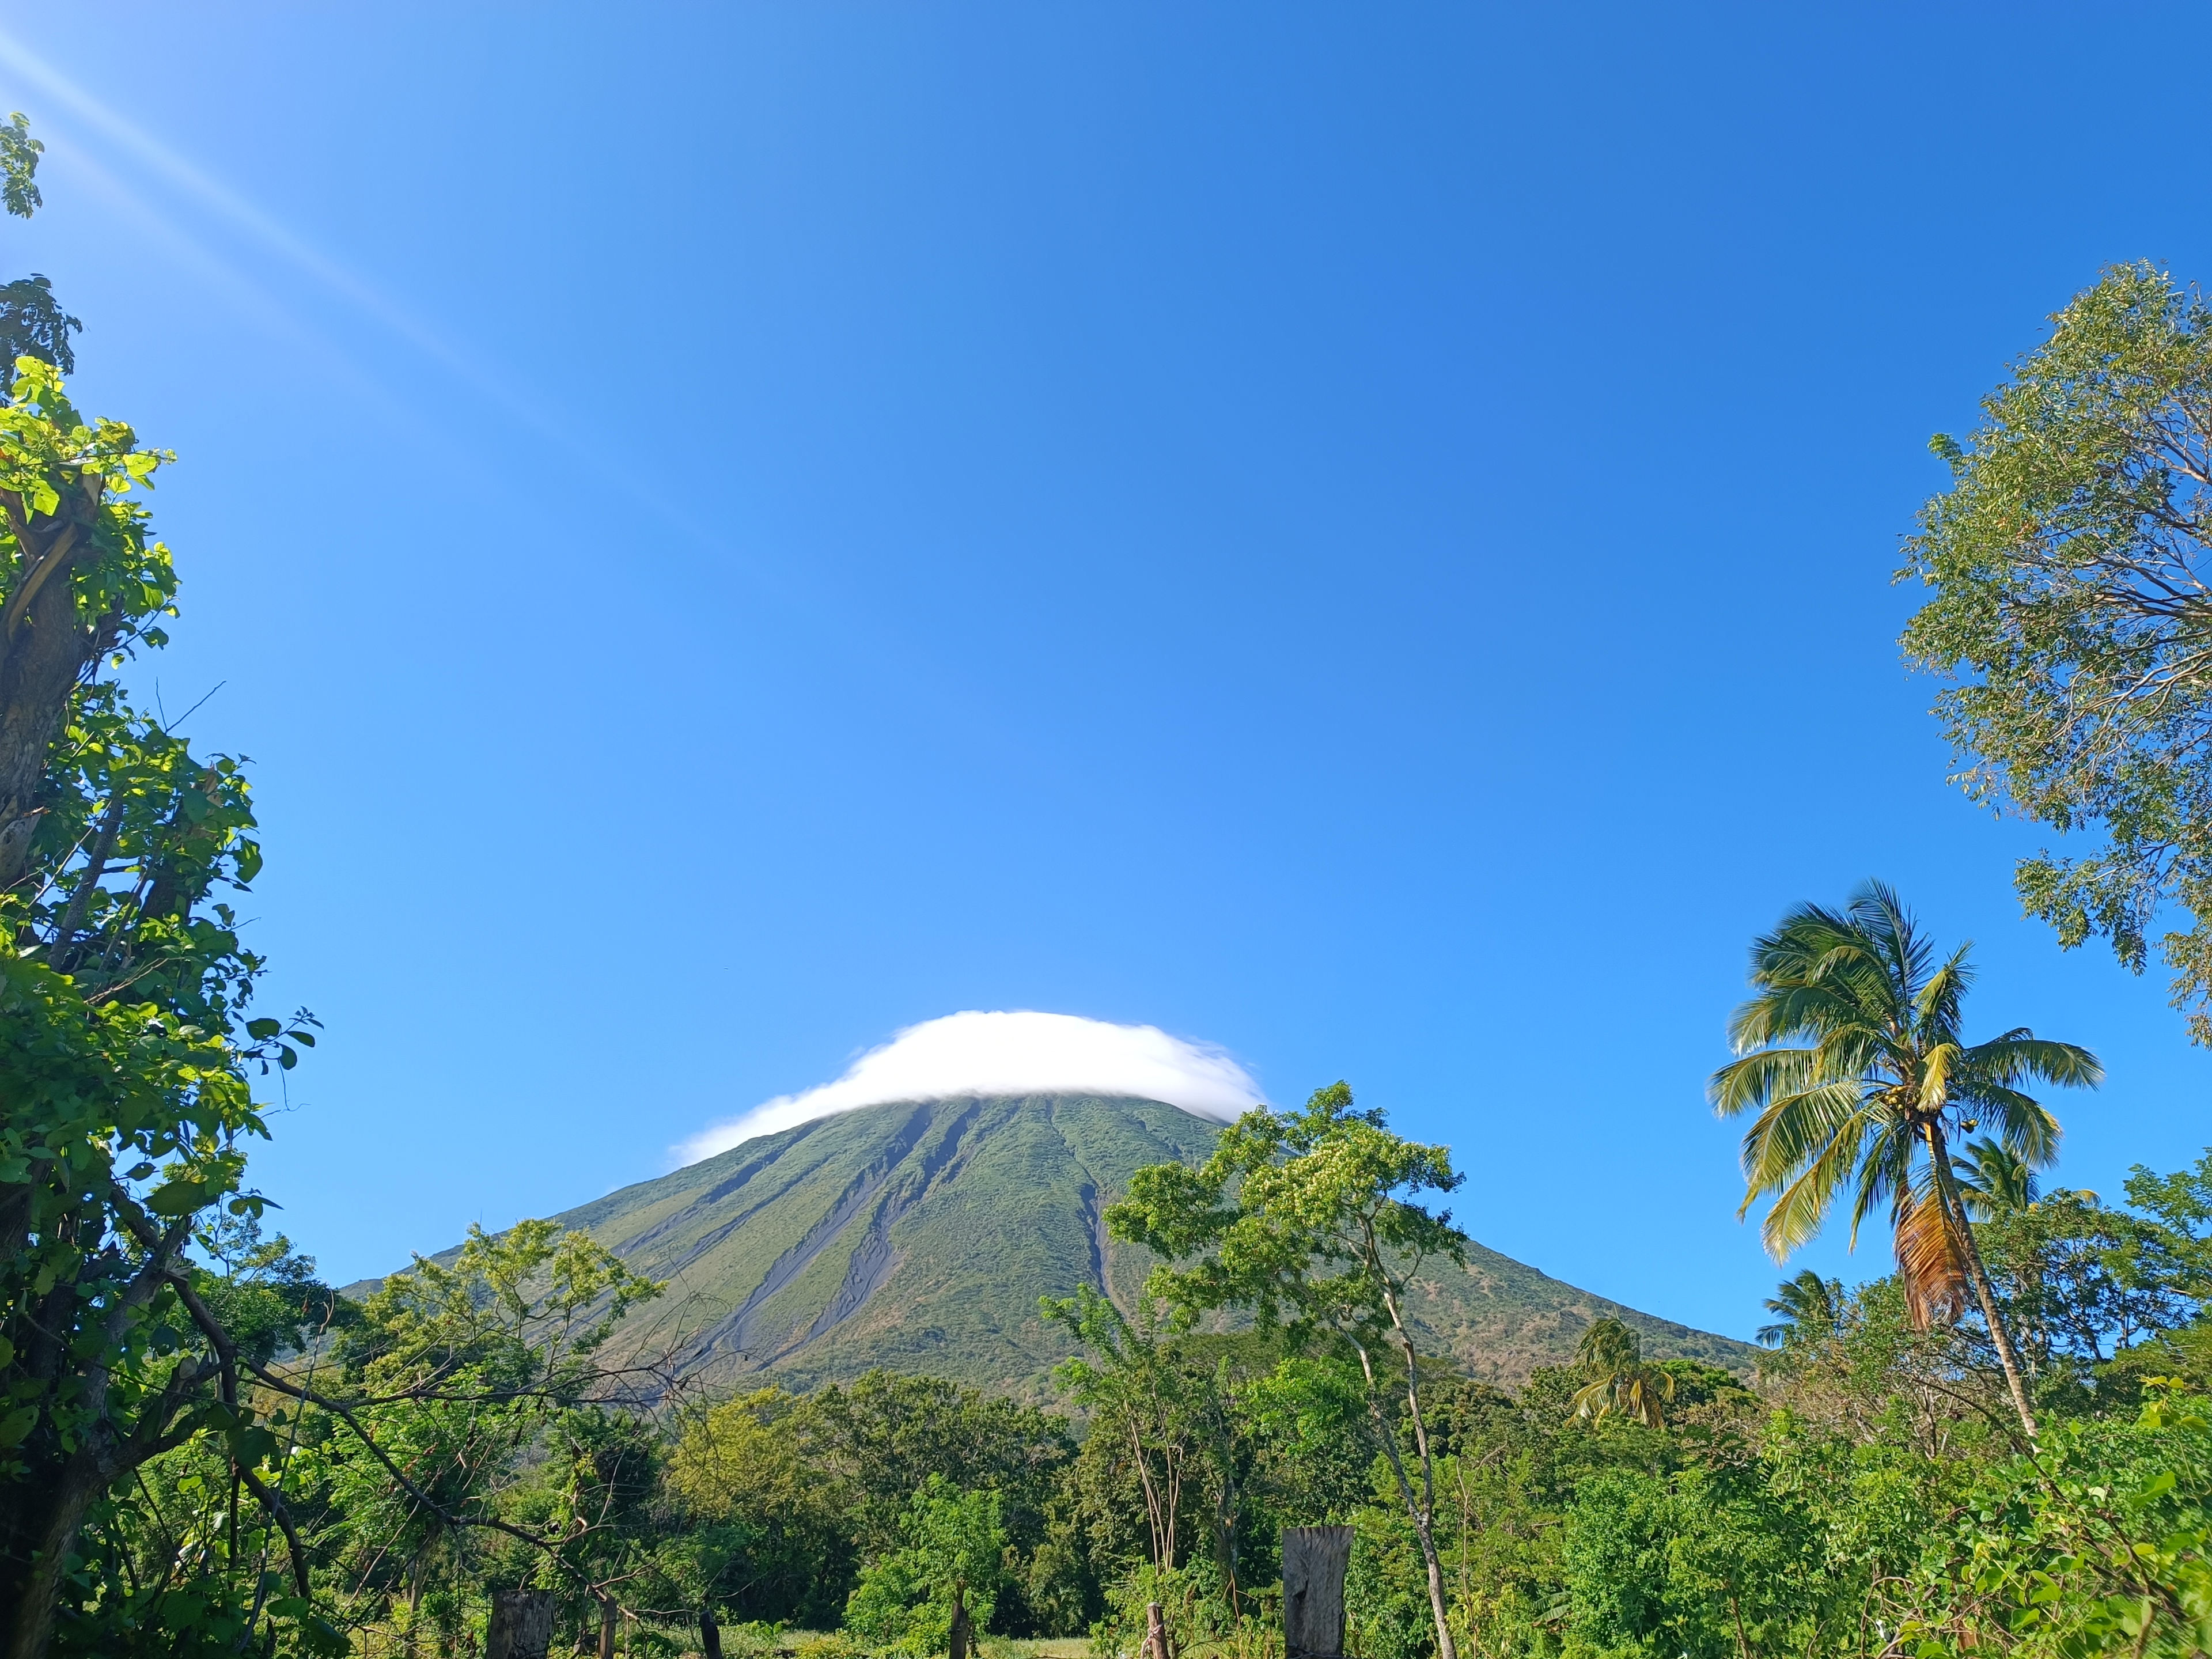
2, 1256, 198, 1659
596, 1597, 616, 1659
949, 1582, 972, 1659
2, 1458, 99, 1659
1927, 1125, 2040, 1440
700, 1605, 722, 1659
1145, 1600, 1171, 1659
486, 1591, 556, 1659
1282, 1526, 1353, 1659
1352, 1342, 1458, 1659
0, 493, 101, 892
406, 1556, 427, 1659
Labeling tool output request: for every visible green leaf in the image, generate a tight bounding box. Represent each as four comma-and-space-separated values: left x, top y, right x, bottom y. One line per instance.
297, 1613, 351, 1657
146, 1178, 210, 1218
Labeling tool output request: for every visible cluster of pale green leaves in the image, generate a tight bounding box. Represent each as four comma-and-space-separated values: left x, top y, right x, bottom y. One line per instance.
1107, 1081, 1467, 1350
1903, 263, 2212, 1041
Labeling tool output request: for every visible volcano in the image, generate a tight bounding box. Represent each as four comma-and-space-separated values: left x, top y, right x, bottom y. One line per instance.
510, 1094, 1751, 1393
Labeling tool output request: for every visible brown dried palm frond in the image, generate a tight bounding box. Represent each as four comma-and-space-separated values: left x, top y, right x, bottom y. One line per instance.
1894, 1182, 1967, 1331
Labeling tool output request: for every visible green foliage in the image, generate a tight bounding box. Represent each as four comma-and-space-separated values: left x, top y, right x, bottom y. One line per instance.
49, 1228, 347, 1659
191, 1213, 343, 1368
1043, 1286, 1211, 1576
1757, 1270, 1843, 1350
1108, 1082, 1473, 1659
669, 1369, 1081, 1634
0, 276, 79, 379
1109, 1083, 1467, 1355
1556, 1464, 1825, 1659
844, 1476, 1009, 1654
0, 111, 42, 219
1900, 262, 2212, 1043
289, 1220, 663, 1646
795, 1370, 1074, 1563
341, 1217, 660, 1392
1895, 1388, 2212, 1657
0, 353, 324, 1657
0, 118, 77, 379
1568, 1320, 1675, 1430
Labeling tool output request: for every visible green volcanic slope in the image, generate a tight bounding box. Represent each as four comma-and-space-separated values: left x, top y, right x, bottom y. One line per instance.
541, 1094, 1753, 1394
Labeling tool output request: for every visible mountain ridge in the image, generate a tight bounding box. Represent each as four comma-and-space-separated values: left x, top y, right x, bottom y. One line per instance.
382, 1094, 1753, 1392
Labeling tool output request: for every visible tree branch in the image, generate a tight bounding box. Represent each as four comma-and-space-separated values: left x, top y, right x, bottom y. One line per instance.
165, 1270, 593, 1575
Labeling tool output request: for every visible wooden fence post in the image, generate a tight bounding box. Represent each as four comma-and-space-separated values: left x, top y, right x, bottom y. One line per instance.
486, 1589, 557, 1659
701, 1603, 724, 1659
1282, 1527, 1354, 1659
1145, 1599, 1171, 1659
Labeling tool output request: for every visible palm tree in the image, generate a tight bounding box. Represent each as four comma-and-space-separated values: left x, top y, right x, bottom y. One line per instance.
1708, 880, 2101, 1440
1570, 1316, 1676, 1429
1756, 1269, 1844, 1347
1953, 1137, 2041, 1220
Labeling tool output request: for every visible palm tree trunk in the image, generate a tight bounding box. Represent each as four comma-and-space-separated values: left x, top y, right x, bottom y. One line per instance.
1925, 1125, 2039, 1441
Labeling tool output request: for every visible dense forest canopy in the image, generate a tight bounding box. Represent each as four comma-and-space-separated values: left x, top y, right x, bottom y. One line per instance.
5, 125, 2212, 1659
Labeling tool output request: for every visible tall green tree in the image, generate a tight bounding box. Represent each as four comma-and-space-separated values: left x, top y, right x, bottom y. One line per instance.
1107, 1082, 1470, 1659
843, 1477, 1008, 1658
301, 1218, 662, 1643
1709, 881, 2100, 1441
1041, 1287, 1202, 1583
666, 1387, 858, 1627
0, 355, 328, 1659
1902, 262, 2212, 1044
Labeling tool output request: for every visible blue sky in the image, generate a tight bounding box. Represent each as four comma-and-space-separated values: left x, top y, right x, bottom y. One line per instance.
8, 5, 2210, 1338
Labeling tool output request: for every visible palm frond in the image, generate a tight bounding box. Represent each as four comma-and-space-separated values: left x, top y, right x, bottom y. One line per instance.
1914, 946, 1974, 1044
1846, 1118, 1918, 1248
1964, 1034, 2104, 1091
1737, 1079, 1870, 1205
1848, 879, 1934, 1007
1709, 1046, 1822, 1116
1920, 1041, 1961, 1112
1951, 1082, 2063, 1168
1893, 1177, 1968, 1331
1758, 1097, 1877, 1259
1756, 1268, 1843, 1345
1955, 1137, 2040, 1219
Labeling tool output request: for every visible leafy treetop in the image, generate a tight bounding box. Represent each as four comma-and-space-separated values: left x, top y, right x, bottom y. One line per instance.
1903, 262, 2212, 1042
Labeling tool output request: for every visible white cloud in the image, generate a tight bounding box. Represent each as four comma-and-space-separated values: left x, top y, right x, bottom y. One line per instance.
673, 1010, 1263, 1165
